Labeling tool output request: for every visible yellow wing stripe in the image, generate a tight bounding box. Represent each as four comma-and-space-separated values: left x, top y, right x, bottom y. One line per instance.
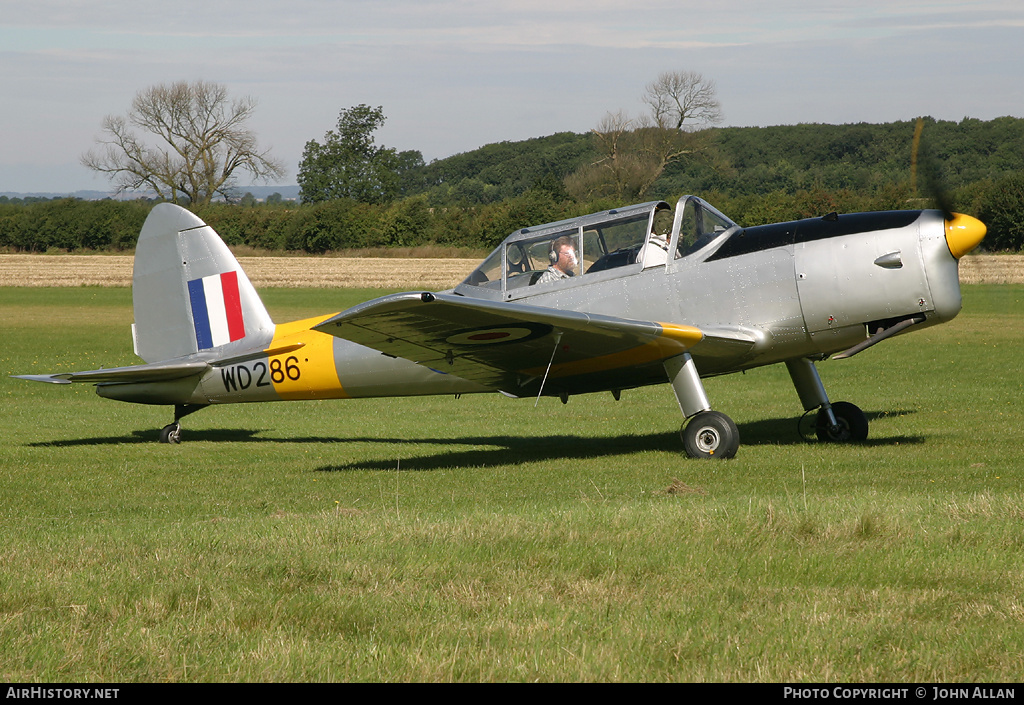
524, 322, 703, 378
658, 322, 705, 347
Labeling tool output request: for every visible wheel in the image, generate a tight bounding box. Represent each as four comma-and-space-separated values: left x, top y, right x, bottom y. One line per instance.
681, 411, 739, 459
815, 401, 868, 442
159, 422, 181, 444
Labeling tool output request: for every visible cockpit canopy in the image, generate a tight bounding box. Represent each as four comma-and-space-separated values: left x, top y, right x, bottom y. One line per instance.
456, 195, 738, 299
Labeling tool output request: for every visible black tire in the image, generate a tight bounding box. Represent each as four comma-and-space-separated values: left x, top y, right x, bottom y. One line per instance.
815, 401, 868, 442
159, 423, 181, 444
681, 411, 739, 459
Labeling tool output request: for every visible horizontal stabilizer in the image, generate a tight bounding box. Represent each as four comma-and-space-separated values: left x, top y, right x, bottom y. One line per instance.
216, 342, 305, 367
12, 360, 210, 385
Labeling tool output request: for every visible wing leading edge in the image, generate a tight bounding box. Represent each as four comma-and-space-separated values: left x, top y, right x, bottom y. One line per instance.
313, 292, 760, 396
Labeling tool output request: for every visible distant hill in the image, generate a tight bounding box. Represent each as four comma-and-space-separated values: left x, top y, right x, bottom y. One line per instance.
656, 117, 1024, 198
406, 117, 1024, 204
406, 132, 594, 203
0, 190, 125, 201
229, 185, 301, 201
0, 185, 301, 202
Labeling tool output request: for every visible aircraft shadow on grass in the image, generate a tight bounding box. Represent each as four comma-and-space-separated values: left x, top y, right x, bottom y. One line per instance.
314, 413, 924, 473
29, 410, 922, 470
29, 428, 269, 447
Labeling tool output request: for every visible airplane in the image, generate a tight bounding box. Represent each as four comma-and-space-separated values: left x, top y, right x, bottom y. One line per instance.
13, 195, 986, 459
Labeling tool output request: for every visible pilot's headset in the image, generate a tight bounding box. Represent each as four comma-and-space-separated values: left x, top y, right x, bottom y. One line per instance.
549, 237, 576, 265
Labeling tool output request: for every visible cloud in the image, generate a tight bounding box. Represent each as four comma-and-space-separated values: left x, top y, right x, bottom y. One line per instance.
2, 0, 1023, 191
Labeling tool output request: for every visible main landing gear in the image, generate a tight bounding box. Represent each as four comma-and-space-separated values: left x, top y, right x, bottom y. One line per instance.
681, 410, 740, 459
158, 404, 207, 444
666, 354, 868, 459
666, 353, 740, 459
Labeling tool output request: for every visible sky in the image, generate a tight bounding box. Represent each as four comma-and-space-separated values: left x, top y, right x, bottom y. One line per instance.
2, 0, 1023, 193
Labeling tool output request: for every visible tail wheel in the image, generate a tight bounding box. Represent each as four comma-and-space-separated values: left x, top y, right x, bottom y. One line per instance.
159, 422, 181, 444
815, 401, 868, 442
681, 411, 739, 459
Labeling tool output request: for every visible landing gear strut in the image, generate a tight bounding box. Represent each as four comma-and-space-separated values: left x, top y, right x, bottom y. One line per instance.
665, 353, 739, 459
158, 404, 207, 444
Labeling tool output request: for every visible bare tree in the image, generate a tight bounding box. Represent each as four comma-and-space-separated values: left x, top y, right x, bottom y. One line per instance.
567, 71, 722, 201
642, 70, 722, 131
82, 81, 285, 207
565, 111, 651, 201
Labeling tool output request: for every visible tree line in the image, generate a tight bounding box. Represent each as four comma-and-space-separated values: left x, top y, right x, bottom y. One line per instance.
4, 86, 1024, 252
5, 165, 1022, 254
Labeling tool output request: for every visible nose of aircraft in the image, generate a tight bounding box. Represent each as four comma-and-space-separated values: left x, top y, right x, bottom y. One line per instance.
945, 213, 987, 259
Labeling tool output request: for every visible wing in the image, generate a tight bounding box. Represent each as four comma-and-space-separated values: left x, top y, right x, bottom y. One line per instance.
313, 292, 761, 396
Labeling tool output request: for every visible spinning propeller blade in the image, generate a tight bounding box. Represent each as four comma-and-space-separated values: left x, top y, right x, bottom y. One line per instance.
911, 116, 955, 220
912, 117, 987, 257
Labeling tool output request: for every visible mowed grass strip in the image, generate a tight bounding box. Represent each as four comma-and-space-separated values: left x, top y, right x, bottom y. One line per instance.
0, 286, 1022, 681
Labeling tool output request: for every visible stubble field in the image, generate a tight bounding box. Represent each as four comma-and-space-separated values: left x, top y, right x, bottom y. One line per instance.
0, 254, 479, 290
1, 253, 1021, 289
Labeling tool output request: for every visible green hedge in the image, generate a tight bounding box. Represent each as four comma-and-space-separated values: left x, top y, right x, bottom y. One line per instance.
2, 184, 1022, 254
0, 199, 150, 252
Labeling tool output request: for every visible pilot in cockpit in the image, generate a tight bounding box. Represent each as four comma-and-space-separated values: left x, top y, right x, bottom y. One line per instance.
640, 209, 675, 266
535, 235, 578, 284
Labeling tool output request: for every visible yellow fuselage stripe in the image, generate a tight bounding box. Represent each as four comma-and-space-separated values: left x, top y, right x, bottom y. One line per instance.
267, 314, 351, 400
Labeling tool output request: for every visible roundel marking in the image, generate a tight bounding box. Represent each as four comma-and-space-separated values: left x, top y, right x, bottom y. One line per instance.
469, 331, 512, 341
445, 323, 552, 346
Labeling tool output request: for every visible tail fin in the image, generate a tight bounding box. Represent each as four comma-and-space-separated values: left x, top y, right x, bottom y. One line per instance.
132, 203, 274, 363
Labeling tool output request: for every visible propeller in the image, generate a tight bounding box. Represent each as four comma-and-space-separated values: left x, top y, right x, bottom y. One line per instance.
911, 117, 987, 258
910, 116, 954, 220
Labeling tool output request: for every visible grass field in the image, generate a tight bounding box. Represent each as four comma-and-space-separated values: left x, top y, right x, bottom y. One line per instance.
1, 285, 1022, 682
